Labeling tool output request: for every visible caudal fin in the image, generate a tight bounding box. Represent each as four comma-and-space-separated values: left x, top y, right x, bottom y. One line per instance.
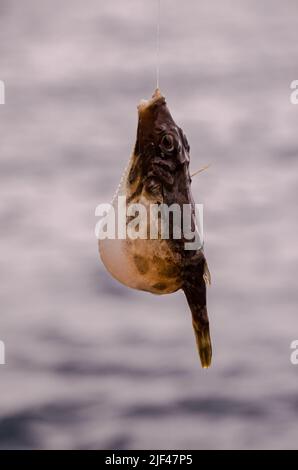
183, 277, 212, 368
192, 313, 212, 368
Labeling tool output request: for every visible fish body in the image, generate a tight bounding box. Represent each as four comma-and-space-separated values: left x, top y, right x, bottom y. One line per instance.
99, 89, 212, 367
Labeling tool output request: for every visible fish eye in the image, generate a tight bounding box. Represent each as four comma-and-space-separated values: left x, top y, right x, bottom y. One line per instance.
160, 134, 175, 153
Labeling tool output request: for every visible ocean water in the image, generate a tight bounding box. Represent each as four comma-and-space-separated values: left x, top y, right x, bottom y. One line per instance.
0, 0, 298, 449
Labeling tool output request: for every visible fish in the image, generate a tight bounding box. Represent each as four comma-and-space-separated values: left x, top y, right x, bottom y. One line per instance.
98, 88, 212, 368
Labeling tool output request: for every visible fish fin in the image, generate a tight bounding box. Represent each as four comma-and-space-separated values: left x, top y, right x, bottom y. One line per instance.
190, 164, 211, 178
193, 316, 212, 369
203, 261, 211, 286
183, 257, 212, 368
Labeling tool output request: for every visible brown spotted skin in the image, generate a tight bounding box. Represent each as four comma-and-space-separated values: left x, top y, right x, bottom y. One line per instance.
99, 90, 212, 367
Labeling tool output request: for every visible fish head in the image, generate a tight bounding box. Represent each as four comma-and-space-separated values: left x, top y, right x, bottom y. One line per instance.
127, 89, 192, 205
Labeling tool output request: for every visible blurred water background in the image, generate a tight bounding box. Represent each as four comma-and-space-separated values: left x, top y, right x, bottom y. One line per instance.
0, 0, 298, 450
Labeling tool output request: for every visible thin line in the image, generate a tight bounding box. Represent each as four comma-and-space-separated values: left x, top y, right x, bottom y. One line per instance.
191, 164, 212, 178
156, 0, 161, 89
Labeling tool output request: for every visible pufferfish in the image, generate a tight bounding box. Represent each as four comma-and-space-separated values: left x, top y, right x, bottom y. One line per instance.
99, 89, 212, 368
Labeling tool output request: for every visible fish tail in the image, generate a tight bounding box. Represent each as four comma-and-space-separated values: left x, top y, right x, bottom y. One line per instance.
191, 313, 212, 368
183, 274, 212, 368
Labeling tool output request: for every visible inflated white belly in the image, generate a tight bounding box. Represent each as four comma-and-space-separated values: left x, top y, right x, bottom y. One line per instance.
99, 236, 182, 295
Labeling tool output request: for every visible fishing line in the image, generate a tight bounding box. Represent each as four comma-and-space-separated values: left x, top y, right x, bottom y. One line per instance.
156, 0, 161, 89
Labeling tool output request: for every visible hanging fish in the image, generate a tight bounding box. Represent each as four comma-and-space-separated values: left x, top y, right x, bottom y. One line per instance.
98, 89, 212, 368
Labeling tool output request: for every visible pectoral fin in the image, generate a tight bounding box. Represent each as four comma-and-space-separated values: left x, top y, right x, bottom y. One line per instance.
203, 261, 211, 286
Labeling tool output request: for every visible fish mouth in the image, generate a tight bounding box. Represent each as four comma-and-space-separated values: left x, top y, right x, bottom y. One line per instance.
137, 88, 165, 115
134, 88, 176, 159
